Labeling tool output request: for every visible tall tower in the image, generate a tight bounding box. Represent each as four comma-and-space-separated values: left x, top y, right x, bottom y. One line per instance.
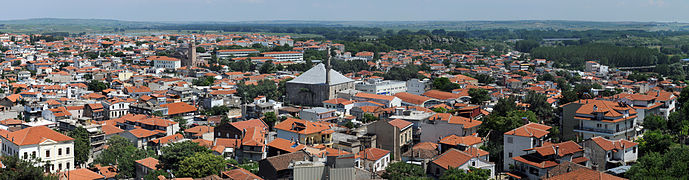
325, 47, 331, 85
188, 41, 198, 67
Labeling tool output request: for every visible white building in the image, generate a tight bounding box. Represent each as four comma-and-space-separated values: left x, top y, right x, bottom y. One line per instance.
406, 78, 431, 95
102, 98, 131, 120
355, 78, 407, 95
261, 51, 303, 62
1, 126, 75, 173
151, 56, 181, 69
503, 123, 551, 170
356, 148, 390, 172
217, 49, 260, 58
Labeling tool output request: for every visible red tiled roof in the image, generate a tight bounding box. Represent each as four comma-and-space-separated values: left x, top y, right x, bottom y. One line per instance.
431, 148, 473, 170
2, 126, 74, 146
160, 102, 197, 115
135, 157, 159, 170
357, 147, 390, 161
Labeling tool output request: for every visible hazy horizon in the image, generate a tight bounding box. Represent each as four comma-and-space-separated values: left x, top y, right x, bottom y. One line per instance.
2, 0, 688, 23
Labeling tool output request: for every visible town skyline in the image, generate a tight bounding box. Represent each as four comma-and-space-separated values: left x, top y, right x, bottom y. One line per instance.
3, 0, 689, 22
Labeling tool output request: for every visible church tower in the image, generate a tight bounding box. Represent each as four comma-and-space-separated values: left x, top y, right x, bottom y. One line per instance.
188, 41, 198, 67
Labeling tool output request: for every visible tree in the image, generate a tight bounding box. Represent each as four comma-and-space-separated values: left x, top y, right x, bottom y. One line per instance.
238, 162, 259, 174
524, 92, 554, 121
644, 115, 667, 131
0, 155, 56, 179
515, 40, 540, 53
68, 127, 91, 166
493, 98, 517, 117
259, 60, 277, 74
173, 116, 188, 130
159, 141, 211, 171
94, 136, 155, 178
468, 88, 489, 104
433, 77, 461, 92
87, 80, 109, 92
627, 145, 689, 179
440, 167, 491, 180
202, 105, 230, 116
193, 76, 215, 86
432, 107, 448, 113
637, 130, 674, 156
363, 113, 378, 123
263, 112, 278, 130
382, 162, 428, 180
175, 152, 227, 178
236, 79, 279, 103
679, 87, 689, 106
144, 170, 170, 180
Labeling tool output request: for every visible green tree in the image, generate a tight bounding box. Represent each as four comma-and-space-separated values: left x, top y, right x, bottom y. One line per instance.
263, 111, 278, 130
68, 127, 91, 166
627, 145, 689, 179
176, 152, 227, 178
144, 170, 169, 180
432, 107, 448, 113
468, 88, 489, 104
0, 155, 57, 180
440, 167, 491, 180
363, 113, 379, 123
237, 162, 259, 174
173, 116, 188, 130
193, 76, 215, 86
524, 92, 554, 121
382, 162, 428, 180
515, 40, 540, 53
637, 130, 674, 156
87, 80, 109, 92
159, 141, 211, 171
94, 136, 155, 178
259, 60, 277, 74
644, 115, 667, 131
203, 106, 230, 116
433, 77, 461, 92
492, 97, 517, 117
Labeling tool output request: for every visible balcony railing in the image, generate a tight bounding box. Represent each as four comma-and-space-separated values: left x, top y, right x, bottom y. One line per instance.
574, 126, 633, 135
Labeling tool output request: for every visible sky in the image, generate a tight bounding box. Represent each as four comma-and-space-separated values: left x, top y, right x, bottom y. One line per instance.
2, 0, 688, 22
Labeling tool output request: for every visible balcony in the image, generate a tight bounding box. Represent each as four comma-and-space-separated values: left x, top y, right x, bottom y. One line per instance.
574, 126, 634, 136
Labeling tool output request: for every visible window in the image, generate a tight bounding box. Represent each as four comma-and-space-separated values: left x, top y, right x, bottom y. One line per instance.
507, 137, 513, 144
67, 163, 70, 170
23, 152, 28, 159
633, 147, 637, 153
58, 148, 62, 156
32, 151, 36, 157
46, 150, 50, 158
58, 164, 62, 171
509, 152, 513, 158
66, 148, 70, 155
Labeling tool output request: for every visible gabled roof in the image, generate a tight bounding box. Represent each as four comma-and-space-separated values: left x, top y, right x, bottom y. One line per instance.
531, 141, 583, 157
355, 92, 396, 101
431, 148, 474, 170
135, 157, 159, 170
590, 136, 638, 151
423, 90, 462, 100
438, 134, 482, 146
387, 119, 412, 130
357, 147, 390, 161
2, 126, 74, 146
287, 63, 354, 85
223, 168, 263, 180
266, 138, 305, 153
62, 168, 105, 180
394, 92, 433, 105
504, 123, 551, 138
160, 102, 197, 115
101, 124, 124, 135
127, 128, 158, 138
274, 118, 330, 135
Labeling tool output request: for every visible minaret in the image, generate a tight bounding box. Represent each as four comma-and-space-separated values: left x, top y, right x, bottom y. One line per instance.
326, 47, 332, 85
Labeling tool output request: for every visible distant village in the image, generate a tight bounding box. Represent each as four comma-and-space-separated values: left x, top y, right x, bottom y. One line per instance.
0, 32, 681, 180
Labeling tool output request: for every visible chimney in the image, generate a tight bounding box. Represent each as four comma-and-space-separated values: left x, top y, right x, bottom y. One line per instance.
326, 47, 332, 85
554, 145, 560, 157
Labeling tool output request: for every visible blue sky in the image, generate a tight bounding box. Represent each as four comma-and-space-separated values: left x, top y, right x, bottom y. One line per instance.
2, 0, 687, 22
